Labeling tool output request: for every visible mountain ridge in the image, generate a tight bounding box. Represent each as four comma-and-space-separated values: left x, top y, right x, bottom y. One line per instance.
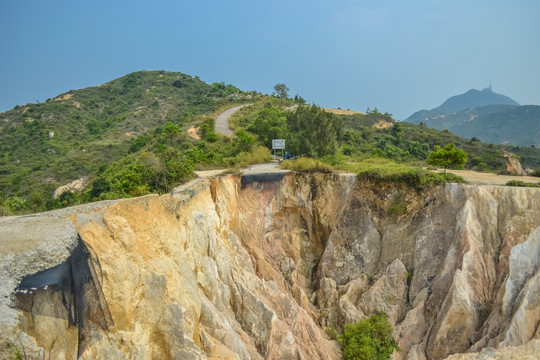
405, 87, 519, 123
404, 88, 539, 147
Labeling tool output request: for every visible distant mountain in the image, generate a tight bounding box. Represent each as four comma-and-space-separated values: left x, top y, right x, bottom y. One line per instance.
437, 87, 519, 114
406, 87, 519, 124
404, 88, 539, 147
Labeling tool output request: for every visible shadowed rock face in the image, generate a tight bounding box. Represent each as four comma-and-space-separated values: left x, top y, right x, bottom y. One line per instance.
1, 174, 539, 359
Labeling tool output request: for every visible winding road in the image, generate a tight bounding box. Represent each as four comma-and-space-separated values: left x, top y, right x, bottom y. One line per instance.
214, 104, 251, 136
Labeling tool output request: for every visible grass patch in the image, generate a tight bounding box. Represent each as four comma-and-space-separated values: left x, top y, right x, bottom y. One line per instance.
220, 167, 242, 176
233, 145, 272, 167
354, 158, 464, 189
281, 157, 334, 173
505, 180, 540, 188
325, 326, 339, 341
387, 192, 408, 215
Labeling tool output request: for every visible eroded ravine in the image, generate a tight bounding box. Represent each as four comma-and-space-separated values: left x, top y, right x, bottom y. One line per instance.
1, 173, 540, 359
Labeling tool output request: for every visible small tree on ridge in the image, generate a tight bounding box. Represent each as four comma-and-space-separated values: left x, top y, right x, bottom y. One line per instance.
427, 142, 468, 173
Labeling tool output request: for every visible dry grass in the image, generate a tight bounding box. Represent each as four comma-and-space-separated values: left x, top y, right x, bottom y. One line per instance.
324, 108, 363, 116
281, 157, 334, 173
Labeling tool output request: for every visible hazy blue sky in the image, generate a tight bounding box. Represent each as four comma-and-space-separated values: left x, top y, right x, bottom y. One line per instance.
1, 0, 539, 119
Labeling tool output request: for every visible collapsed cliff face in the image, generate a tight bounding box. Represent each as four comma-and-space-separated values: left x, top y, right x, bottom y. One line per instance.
1, 173, 540, 359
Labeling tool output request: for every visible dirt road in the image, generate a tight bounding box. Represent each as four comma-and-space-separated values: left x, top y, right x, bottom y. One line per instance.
445, 169, 540, 186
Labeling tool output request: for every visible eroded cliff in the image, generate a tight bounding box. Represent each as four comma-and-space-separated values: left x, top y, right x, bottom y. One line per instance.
1, 172, 539, 359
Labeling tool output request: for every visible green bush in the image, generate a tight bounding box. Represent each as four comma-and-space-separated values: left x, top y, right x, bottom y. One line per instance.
505, 180, 540, 188
470, 156, 487, 171
233, 146, 272, 167
387, 193, 408, 215
338, 312, 400, 360
1, 196, 29, 214
355, 158, 464, 189
281, 157, 334, 173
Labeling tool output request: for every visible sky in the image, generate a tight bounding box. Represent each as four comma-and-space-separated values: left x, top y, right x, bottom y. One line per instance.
1, 0, 539, 120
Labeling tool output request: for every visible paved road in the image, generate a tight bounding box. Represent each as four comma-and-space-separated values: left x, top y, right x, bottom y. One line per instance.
215, 104, 251, 136
195, 162, 288, 179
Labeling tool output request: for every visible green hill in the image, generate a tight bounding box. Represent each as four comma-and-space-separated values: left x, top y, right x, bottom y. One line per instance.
1, 72, 540, 215
0, 70, 254, 205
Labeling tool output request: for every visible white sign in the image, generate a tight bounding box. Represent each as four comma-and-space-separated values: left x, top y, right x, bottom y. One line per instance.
272, 139, 285, 150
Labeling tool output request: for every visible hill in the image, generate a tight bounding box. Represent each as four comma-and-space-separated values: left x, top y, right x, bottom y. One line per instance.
437, 87, 518, 113
233, 104, 540, 171
1, 72, 540, 215
0, 70, 255, 206
404, 88, 539, 147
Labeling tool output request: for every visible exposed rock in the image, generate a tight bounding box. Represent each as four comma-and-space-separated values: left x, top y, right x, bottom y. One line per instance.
1, 174, 540, 359
503, 150, 527, 176
393, 302, 428, 360
358, 259, 408, 326
444, 339, 540, 360
53, 176, 89, 199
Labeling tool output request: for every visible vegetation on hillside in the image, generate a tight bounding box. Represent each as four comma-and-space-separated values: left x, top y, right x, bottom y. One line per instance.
1, 72, 540, 216
404, 88, 539, 147
0, 71, 258, 212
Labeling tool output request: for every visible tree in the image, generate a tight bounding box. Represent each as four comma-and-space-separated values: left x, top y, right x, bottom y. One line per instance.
273, 83, 289, 99
162, 121, 181, 146
338, 312, 400, 360
235, 129, 255, 153
427, 142, 468, 173
286, 105, 343, 158
392, 123, 403, 145
199, 118, 218, 142
246, 106, 287, 148
90, 177, 111, 199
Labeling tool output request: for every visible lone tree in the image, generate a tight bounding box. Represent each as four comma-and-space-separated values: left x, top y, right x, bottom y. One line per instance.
273, 83, 289, 99
427, 142, 468, 173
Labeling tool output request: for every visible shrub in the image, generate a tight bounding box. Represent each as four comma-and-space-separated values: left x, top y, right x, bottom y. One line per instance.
2, 196, 29, 213
355, 158, 464, 189
470, 156, 487, 171
281, 157, 334, 173
200, 121, 218, 142
387, 192, 408, 215
233, 146, 272, 167
505, 180, 540, 188
338, 312, 400, 360
325, 326, 338, 340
